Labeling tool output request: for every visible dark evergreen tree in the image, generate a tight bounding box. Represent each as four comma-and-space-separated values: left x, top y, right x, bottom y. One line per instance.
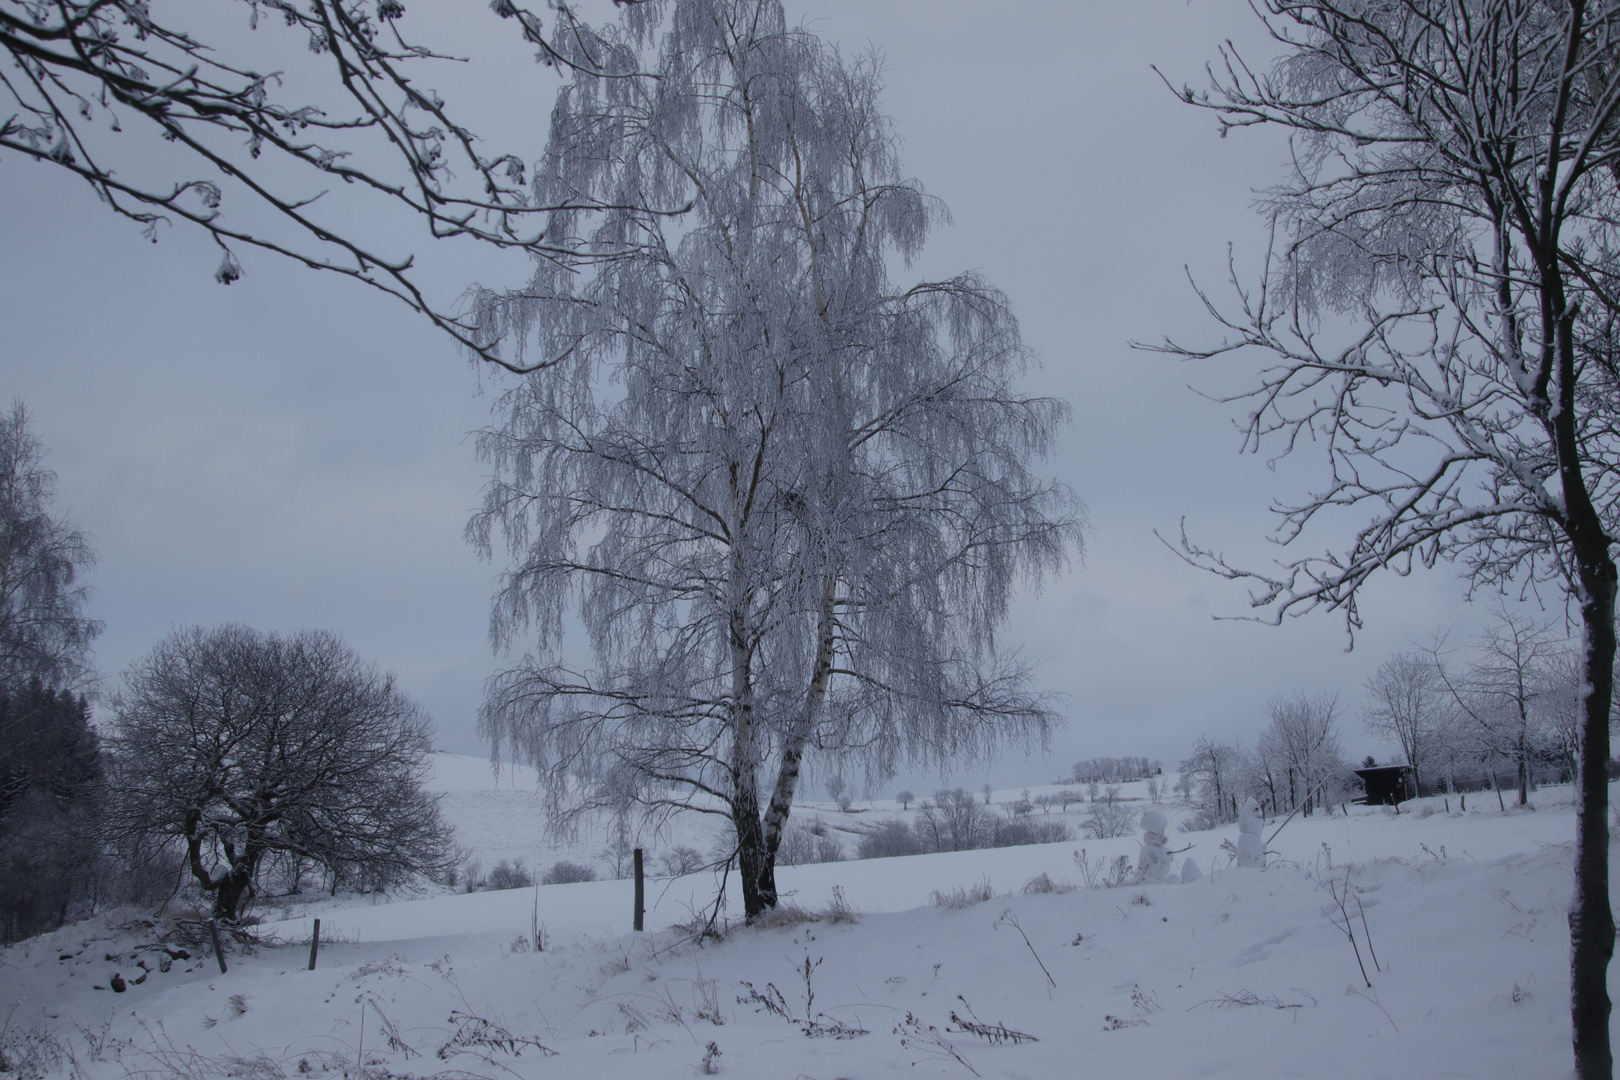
0, 405, 104, 942
0, 680, 102, 943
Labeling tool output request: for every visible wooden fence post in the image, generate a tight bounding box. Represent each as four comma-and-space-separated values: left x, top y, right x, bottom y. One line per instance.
208, 920, 228, 974
308, 918, 321, 971
633, 848, 644, 932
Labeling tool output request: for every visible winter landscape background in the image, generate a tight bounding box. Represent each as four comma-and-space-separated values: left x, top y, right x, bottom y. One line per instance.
0, 0, 1488, 784
3, 759, 1602, 1078
5, 0, 1620, 1076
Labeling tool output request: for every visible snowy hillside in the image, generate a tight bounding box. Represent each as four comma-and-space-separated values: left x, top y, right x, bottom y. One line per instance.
422, 752, 1129, 887
0, 766, 1611, 1078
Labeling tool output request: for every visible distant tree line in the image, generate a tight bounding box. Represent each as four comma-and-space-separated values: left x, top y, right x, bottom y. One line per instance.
1068, 757, 1160, 785
1176, 605, 1601, 834
1363, 604, 1597, 807
853, 789, 1069, 860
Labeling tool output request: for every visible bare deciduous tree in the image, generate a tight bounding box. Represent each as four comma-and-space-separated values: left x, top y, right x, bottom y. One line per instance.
1155, 3, 1620, 1069
1362, 651, 1450, 794
1258, 689, 1350, 817
470, 0, 1078, 921
1534, 644, 1602, 784
1433, 605, 1565, 806
106, 625, 454, 923
1176, 735, 1245, 826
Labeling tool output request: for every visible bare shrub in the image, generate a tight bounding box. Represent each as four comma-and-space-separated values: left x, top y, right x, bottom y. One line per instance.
1072, 849, 1138, 889
749, 887, 857, 930
857, 819, 924, 859
749, 903, 818, 931
823, 886, 858, 925
778, 821, 844, 866
1021, 872, 1075, 895
1082, 794, 1136, 839
0, 1020, 65, 1080
737, 955, 868, 1039
661, 846, 706, 877
486, 859, 534, 891
929, 878, 995, 909
992, 817, 1071, 847
541, 860, 597, 885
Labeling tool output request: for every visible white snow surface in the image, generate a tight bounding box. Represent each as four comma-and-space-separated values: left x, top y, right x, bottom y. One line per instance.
2, 757, 1612, 1079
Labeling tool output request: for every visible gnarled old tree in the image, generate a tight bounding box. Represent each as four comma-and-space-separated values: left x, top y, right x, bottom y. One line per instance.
0, 0, 666, 370
470, 0, 1079, 921
107, 626, 453, 923
1155, 2, 1620, 1073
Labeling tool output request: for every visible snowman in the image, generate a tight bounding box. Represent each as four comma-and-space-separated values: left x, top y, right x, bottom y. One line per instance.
1236, 797, 1265, 868
1137, 809, 1175, 883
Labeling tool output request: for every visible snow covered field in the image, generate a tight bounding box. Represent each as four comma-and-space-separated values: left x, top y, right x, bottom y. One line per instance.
1, 758, 1612, 1079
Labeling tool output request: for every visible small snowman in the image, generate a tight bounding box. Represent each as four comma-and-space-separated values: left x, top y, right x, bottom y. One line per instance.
1138, 808, 1175, 883
1236, 797, 1265, 868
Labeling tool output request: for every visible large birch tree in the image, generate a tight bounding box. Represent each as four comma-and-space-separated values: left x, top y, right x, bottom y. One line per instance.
469, 0, 1079, 921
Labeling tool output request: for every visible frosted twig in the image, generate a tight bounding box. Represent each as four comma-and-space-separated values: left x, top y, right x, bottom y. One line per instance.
1352, 879, 1381, 973
1325, 873, 1371, 987
995, 910, 1056, 989
895, 1011, 979, 1076
948, 997, 1039, 1044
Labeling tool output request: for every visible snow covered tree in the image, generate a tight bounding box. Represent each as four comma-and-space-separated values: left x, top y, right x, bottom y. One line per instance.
470, 0, 1079, 920
0, 403, 99, 691
106, 625, 454, 923
1257, 690, 1350, 816
1157, 2, 1620, 1070
1362, 651, 1450, 794
1175, 734, 1245, 826
0, 0, 670, 370
1433, 605, 1566, 806
0, 404, 103, 942
1533, 644, 1600, 785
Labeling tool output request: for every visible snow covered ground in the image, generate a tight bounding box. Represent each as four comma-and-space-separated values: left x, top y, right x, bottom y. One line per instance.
1, 758, 1611, 1078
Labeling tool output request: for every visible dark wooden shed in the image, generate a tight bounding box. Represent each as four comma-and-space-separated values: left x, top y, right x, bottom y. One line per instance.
1354, 765, 1415, 806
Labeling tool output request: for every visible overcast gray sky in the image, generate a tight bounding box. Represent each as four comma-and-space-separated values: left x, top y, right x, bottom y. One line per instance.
0, 0, 1515, 791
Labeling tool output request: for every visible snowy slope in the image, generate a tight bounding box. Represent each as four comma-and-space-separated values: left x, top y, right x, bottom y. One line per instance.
422, 751, 1155, 887
0, 773, 1610, 1079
